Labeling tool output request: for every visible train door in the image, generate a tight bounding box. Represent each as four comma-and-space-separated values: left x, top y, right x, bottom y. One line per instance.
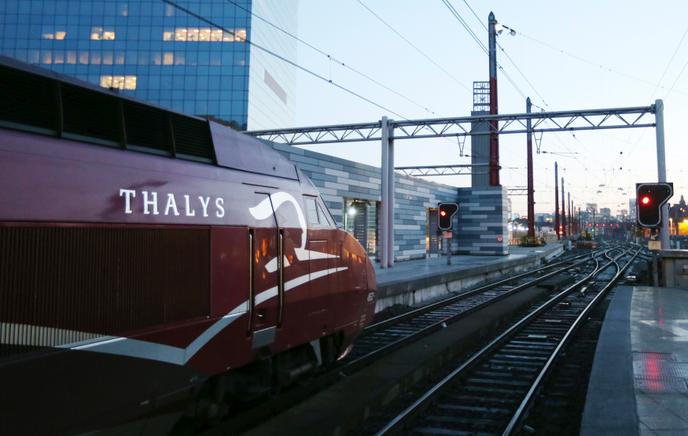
250, 193, 280, 350
304, 195, 332, 337
271, 192, 311, 345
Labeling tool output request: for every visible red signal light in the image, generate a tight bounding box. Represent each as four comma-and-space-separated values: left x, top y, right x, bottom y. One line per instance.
437, 202, 458, 230
641, 196, 651, 205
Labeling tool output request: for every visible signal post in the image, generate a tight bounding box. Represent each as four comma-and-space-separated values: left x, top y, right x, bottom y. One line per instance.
636, 182, 673, 285
438, 202, 459, 265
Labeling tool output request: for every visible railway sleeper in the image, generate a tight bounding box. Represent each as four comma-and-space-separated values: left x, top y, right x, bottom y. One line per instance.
422, 414, 503, 430
411, 424, 477, 435
444, 393, 519, 407
465, 376, 532, 388
472, 370, 533, 382
434, 402, 512, 416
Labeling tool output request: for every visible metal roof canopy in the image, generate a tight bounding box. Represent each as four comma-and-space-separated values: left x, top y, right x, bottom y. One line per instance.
245, 103, 665, 267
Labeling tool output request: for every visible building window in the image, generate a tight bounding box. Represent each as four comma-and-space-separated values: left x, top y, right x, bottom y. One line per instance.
91, 27, 116, 41
42, 31, 66, 40
162, 28, 246, 42
100, 75, 137, 90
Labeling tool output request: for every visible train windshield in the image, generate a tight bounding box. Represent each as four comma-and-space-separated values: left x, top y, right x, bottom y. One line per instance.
317, 197, 336, 227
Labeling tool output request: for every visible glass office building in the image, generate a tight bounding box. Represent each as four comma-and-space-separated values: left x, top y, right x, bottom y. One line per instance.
0, 0, 297, 130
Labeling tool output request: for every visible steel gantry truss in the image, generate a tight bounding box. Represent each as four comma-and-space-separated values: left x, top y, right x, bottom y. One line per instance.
246, 103, 666, 267
394, 164, 487, 177
247, 105, 656, 146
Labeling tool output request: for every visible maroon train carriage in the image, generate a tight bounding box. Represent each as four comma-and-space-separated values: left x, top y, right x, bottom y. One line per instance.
0, 58, 376, 434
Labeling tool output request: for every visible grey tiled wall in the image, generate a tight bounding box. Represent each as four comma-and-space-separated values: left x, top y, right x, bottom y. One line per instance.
270, 142, 508, 259
456, 186, 509, 255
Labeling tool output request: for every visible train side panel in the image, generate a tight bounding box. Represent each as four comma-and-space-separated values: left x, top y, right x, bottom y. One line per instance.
0, 127, 376, 433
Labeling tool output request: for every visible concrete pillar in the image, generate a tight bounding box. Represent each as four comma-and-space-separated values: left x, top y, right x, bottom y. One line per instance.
380, 116, 389, 268
655, 100, 670, 250
380, 116, 395, 268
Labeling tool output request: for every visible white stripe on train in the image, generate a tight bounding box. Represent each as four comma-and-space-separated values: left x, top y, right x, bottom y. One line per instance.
1, 267, 348, 366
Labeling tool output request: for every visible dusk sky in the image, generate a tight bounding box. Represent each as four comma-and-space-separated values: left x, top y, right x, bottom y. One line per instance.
275, 0, 688, 216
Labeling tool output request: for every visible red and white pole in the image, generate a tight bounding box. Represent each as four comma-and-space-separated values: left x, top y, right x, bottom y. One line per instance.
488, 12, 500, 186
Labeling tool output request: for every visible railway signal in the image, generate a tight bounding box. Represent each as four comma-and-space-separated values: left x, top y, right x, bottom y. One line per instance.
636, 182, 673, 228
438, 202, 459, 231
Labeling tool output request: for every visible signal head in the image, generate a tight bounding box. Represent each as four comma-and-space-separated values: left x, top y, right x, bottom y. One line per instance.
437, 202, 459, 231
635, 182, 673, 228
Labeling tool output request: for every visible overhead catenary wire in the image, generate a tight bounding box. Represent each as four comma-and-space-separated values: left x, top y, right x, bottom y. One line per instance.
454, 0, 550, 107
663, 53, 688, 99
355, 0, 471, 93
225, 0, 438, 116
441, 0, 488, 54
440, 0, 543, 106
517, 29, 688, 95
162, 0, 409, 120
648, 23, 688, 102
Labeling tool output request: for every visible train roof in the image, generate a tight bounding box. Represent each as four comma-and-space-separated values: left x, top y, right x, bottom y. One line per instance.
0, 56, 297, 181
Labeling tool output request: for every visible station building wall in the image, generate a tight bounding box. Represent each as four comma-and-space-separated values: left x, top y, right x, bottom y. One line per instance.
270, 142, 508, 260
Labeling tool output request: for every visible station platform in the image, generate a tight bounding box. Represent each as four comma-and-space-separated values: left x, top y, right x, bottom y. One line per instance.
373, 243, 564, 312
581, 286, 688, 435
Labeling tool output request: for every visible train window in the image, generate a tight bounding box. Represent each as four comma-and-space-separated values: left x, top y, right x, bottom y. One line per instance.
316, 198, 335, 227
304, 196, 319, 226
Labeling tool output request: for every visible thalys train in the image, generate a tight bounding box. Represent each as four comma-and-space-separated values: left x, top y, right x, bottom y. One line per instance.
0, 57, 376, 434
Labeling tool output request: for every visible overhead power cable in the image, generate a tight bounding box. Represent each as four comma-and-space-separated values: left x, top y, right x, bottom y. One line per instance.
162, 0, 409, 120
441, 0, 488, 54
664, 51, 688, 99
225, 0, 437, 115
517, 29, 688, 95
355, 0, 471, 93
461, 0, 487, 31
465, 0, 549, 107
649, 24, 688, 101
440, 0, 544, 106
496, 45, 548, 107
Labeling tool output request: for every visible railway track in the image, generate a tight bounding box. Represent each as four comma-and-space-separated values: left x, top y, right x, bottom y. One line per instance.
375, 247, 639, 435
340, 249, 602, 373
203, 249, 607, 434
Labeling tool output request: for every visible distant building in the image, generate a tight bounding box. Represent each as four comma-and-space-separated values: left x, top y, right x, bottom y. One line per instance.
600, 207, 611, 219
535, 213, 553, 223
669, 195, 688, 235
0, 0, 297, 130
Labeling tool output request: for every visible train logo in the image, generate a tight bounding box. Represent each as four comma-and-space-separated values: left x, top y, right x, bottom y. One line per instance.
249, 191, 340, 272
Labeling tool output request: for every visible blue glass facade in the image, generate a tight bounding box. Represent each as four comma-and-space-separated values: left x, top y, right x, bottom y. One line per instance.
0, 0, 274, 130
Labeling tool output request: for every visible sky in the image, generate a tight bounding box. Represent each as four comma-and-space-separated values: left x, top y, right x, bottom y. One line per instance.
275, 0, 688, 216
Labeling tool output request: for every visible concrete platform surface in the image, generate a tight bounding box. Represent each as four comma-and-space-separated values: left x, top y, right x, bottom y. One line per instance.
374, 244, 563, 288
582, 286, 688, 435
371, 243, 564, 312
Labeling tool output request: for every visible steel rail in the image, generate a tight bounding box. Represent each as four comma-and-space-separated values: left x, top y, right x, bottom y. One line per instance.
502, 248, 640, 435
204, 249, 611, 435
365, 249, 594, 334
375, 248, 624, 435
343, 251, 602, 372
